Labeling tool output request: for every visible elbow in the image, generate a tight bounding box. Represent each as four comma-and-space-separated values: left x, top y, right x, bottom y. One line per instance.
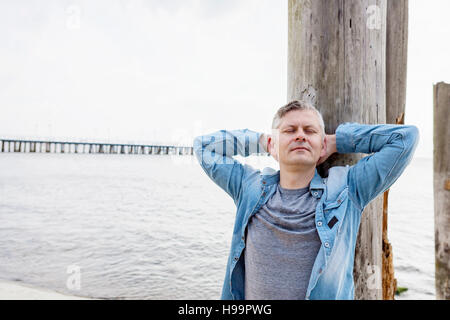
193, 135, 201, 149
401, 125, 420, 163
406, 125, 420, 152
193, 134, 215, 167
193, 135, 204, 161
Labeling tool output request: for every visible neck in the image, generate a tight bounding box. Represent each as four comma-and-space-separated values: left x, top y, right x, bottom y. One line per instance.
279, 164, 316, 189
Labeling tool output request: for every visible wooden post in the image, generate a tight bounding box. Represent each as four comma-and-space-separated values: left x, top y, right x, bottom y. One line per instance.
434, 82, 450, 300
381, 0, 409, 300
288, 0, 386, 299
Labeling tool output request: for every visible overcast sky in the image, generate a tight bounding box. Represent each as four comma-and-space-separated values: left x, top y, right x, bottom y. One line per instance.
0, 0, 449, 157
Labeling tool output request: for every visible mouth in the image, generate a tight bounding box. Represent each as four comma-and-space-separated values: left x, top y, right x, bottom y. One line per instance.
291, 146, 309, 152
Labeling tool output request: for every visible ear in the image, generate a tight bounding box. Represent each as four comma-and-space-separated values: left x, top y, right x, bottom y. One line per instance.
320, 135, 327, 158
267, 135, 279, 162
267, 135, 273, 153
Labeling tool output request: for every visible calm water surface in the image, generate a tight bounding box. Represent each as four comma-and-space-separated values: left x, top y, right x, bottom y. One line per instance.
0, 153, 435, 299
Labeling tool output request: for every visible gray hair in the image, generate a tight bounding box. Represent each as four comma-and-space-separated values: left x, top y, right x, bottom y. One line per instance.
271, 100, 325, 138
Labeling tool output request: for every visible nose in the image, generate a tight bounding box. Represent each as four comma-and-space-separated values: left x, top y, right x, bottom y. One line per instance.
295, 134, 306, 142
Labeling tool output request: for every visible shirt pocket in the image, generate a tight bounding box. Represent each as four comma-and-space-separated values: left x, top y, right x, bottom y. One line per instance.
322, 188, 348, 232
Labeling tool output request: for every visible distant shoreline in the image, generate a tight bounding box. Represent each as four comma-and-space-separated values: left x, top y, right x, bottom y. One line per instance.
0, 280, 92, 300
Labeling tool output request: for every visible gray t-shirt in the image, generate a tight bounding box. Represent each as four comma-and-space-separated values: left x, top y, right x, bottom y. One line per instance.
244, 183, 321, 300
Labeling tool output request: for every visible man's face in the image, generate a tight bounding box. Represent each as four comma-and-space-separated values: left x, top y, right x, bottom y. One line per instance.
270, 109, 326, 168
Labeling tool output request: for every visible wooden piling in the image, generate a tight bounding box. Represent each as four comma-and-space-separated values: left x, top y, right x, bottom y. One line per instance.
433, 81, 450, 300
289, 0, 387, 299
381, 0, 409, 300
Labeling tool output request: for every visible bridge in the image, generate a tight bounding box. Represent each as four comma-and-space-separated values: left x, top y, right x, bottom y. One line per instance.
0, 139, 194, 155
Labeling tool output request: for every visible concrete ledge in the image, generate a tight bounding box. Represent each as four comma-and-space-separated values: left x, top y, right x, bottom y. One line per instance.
0, 280, 92, 300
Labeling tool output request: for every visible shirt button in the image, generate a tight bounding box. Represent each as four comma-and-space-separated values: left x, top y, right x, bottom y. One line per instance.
262, 181, 266, 184
241, 236, 245, 240
324, 242, 330, 248
262, 192, 266, 196
317, 221, 322, 227
234, 257, 239, 261
313, 191, 318, 196
337, 199, 342, 203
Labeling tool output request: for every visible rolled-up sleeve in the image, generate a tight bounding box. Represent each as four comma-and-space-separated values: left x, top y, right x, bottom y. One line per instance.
336, 122, 419, 210
193, 129, 263, 204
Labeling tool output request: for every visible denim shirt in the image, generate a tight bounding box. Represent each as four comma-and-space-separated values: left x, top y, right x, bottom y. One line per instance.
193, 122, 419, 300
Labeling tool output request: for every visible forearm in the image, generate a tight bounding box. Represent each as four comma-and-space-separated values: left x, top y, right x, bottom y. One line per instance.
259, 133, 268, 153
338, 122, 420, 209
194, 129, 263, 165
326, 134, 337, 154
335, 122, 419, 155
193, 129, 262, 202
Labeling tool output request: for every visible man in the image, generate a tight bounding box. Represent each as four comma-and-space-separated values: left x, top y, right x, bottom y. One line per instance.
193, 100, 419, 300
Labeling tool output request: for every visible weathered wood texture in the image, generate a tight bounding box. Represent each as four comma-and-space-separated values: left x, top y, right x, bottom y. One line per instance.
433, 82, 450, 300
382, 0, 409, 300
288, 0, 387, 299
381, 113, 404, 300
386, 0, 408, 125
381, 189, 396, 299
